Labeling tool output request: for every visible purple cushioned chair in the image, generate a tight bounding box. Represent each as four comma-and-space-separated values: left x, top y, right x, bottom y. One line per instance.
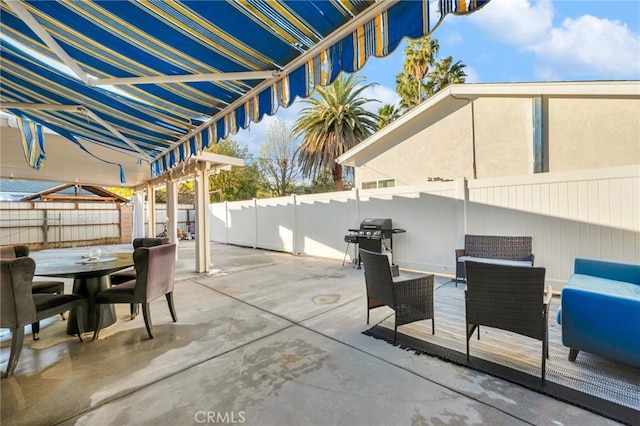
109, 237, 170, 319
93, 243, 177, 340
1, 245, 68, 340
1, 257, 86, 378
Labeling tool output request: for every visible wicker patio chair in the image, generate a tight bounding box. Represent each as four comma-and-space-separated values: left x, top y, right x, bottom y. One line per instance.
360, 249, 434, 343
464, 261, 551, 384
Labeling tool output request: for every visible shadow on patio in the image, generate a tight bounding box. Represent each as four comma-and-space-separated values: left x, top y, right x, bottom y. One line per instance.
1, 241, 635, 425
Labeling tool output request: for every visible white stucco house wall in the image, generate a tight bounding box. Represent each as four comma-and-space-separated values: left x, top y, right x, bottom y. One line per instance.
338, 81, 640, 189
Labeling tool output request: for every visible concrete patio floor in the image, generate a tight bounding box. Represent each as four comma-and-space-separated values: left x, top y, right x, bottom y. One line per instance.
1, 241, 620, 425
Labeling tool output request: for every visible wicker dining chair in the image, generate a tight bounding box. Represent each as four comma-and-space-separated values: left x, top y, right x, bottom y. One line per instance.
464, 261, 551, 384
360, 249, 434, 343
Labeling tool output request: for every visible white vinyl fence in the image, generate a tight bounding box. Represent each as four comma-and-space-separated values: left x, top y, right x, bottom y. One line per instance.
211, 166, 639, 290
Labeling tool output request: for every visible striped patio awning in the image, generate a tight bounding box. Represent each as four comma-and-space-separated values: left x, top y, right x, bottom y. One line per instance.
0, 0, 490, 182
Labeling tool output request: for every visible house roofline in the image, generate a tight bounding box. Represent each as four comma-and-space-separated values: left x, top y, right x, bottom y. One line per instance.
338, 80, 640, 167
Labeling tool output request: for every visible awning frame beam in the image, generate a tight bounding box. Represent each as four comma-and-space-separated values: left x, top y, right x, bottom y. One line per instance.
1, 102, 151, 160
5, 0, 91, 84
90, 71, 279, 86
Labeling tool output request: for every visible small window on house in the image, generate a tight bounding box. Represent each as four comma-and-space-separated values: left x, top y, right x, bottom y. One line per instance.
361, 178, 396, 189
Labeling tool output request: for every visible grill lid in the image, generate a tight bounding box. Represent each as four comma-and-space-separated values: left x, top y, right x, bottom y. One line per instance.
360, 218, 392, 230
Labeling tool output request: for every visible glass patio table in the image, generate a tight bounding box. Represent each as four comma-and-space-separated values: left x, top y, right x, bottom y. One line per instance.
34, 252, 134, 335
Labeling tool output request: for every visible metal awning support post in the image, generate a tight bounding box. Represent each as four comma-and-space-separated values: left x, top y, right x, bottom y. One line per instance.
166, 180, 179, 256
146, 184, 156, 238
194, 163, 211, 273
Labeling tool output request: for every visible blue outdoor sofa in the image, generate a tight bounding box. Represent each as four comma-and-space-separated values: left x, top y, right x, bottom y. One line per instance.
556, 258, 640, 367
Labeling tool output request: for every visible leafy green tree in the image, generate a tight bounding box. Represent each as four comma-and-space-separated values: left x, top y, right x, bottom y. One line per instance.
396, 37, 439, 110
291, 74, 378, 191
377, 104, 401, 130
257, 119, 302, 197
205, 139, 259, 202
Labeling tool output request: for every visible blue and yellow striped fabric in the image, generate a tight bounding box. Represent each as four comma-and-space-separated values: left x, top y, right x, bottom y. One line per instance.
16, 116, 46, 170
0, 0, 490, 180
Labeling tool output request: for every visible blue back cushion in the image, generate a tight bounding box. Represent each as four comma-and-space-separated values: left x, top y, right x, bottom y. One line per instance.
574, 258, 640, 285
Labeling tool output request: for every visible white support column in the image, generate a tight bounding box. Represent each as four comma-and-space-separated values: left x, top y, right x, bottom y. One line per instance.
132, 191, 145, 240
146, 184, 156, 238
194, 167, 211, 272
166, 180, 179, 249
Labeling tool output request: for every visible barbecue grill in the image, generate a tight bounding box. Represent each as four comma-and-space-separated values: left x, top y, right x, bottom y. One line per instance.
343, 218, 406, 267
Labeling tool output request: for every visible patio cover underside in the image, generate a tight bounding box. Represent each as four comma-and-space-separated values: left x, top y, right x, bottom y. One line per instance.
0, 0, 490, 186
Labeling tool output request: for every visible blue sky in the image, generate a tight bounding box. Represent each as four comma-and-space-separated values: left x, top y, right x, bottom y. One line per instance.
238, 0, 640, 155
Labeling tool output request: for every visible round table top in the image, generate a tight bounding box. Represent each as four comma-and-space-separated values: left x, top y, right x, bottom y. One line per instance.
34, 252, 134, 279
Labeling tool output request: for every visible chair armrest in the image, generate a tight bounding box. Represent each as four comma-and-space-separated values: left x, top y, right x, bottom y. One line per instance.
391, 264, 399, 277
530, 254, 535, 266
544, 285, 553, 306
393, 274, 433, 299
455, 249, 465, 260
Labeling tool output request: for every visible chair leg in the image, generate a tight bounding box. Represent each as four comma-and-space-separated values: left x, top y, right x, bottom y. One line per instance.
393, 323, 397, 344
92, 305, 104, 341
166, 292, 178, 322
542, 342, 547, 384
366, 304, 370, 325
431, 318, 435, 335
130, 303, 138, 320
142, 303, 154, 339
466, 323, 476, 363
31, 322, 41, 341
568, 348, 579, 362
4, 327, 25, 378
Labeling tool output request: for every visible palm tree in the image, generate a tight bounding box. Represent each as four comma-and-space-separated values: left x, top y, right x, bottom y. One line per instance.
395, 70, 423, 111
291, 74, 378, 191
427, 56, 467, 96
395, 37, 440, 111
377, 104, 401, 129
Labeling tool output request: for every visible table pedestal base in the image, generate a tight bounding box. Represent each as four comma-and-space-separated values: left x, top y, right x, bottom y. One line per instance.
67, 276, 116, 335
